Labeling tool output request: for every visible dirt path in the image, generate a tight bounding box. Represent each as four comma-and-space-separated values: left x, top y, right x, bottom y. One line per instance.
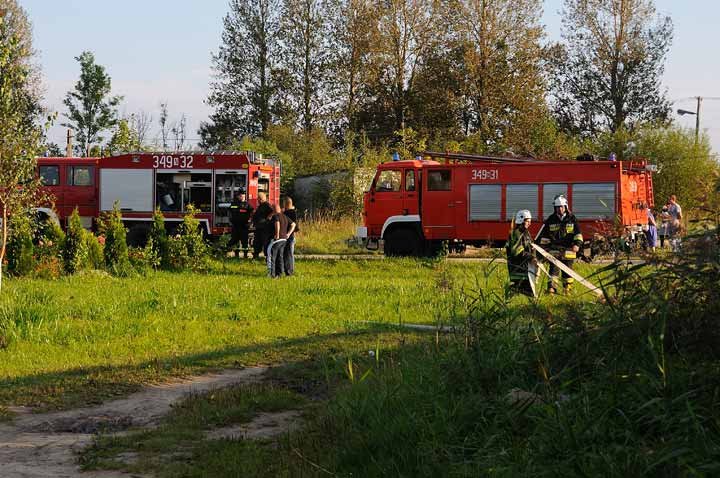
0, 367, 268, 478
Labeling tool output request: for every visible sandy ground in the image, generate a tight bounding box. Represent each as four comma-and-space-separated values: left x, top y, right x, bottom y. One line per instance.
0, 367, 274, 478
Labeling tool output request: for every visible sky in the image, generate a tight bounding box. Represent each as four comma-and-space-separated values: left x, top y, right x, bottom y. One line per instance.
21, 0, 720, 154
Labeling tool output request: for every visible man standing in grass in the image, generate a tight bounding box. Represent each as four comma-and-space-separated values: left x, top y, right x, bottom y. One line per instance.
538, 195, 583, 295
266, 204, 295, 278
282, 197, 298, 276
667, 194, 683, 252
228, 190, 253, 258
252, 193, 273, 259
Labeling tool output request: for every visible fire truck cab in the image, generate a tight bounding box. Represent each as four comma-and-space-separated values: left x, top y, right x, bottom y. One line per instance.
38, 151, 281, 245
360, 153, 655, 256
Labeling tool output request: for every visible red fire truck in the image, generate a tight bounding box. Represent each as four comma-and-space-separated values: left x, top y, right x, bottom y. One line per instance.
36, 151, 281, 245
358, 152, 655, 256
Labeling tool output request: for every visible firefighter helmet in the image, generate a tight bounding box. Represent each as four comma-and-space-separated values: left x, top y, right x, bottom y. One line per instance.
553, 195, 568, 207
515, 210, 532, 223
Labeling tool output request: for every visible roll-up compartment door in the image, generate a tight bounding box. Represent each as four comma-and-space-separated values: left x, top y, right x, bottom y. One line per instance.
100, 169, 153, 211
505, 184, 538, 220
469, 184, 501, 220
572, 183, 616, 219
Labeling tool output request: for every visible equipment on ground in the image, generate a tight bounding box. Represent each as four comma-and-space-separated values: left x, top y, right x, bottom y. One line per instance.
531, 243, 603, 298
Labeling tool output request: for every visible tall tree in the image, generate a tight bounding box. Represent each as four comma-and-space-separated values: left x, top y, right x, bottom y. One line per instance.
201, 0, 284, 148
456, 0, 547, 152
280, 0, 332, 132
326, 0, 375, 136
62, 51, 122, 156
551, 0, 673, 137
371, 0, 439, 132
0, 0, 45, 291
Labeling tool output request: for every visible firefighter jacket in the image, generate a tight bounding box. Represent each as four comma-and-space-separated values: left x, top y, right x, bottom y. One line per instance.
506, 227, 534, 281
539, 212, 583, 251
230, 199, 253, 226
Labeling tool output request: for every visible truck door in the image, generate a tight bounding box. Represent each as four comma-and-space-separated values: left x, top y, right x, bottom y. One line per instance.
421, 167, 456, 240
63, 163, 97, 227
39, 163, 62, 208
367, 168, 403, 231
403, 169, 419, 215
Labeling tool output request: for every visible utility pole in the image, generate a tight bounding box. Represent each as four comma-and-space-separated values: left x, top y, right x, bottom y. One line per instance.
677, 96, 720, 145
695, 96, 702, 144
66, 129, 73, 157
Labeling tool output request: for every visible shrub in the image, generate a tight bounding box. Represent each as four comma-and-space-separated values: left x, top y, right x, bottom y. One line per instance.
84, 230, 104, 270
128, 246, 155, 274
34, 217, 64, 278
62, 209, 87, 274
100, 203, 132, 276
167, 205, 208, 271
148, 208, 169, 269
6, 211, 35, 276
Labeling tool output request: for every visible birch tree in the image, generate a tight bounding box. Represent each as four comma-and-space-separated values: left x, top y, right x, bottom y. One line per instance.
0, 0, 44, 291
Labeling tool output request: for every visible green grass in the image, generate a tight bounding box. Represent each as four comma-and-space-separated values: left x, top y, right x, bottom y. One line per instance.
81, 382, 306, 476
77, 248, 720, 477
294, 216, 369, 255
0, 257, 525, 410
3, 254, 633, 477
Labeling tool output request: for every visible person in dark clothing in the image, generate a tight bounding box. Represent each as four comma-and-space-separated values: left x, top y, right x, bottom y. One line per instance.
538, 195, 583, 294
505, 210, 536, 297
227, 190, 253, 258
267, 203, 296, 278
252, 192, 273, 259
282, 197, 298, 276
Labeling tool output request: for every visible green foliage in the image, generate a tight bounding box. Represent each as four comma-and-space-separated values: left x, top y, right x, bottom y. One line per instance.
62, 209, 87, 274
6, 212, 35, 276
100, 203, 132, 276
200, 0, 284, 145
148, 209, 169, 269
33, 218, 64, 279
84, 231, 104, 270
0, 0, 45, 288
107, 118, 141, 155
167, 205, 208, 271
392, 128, 426, 160
61, 50, 123, 155
551, 0, 672, 136
633, 125, 719, 212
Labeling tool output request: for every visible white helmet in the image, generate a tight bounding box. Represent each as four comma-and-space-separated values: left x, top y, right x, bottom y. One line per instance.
553, 195, 568, 207
515, 209, 532, 223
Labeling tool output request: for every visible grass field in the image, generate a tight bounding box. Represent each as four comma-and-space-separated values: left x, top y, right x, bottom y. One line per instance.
0, 258, 605, 411
9, 252, 712, 478
293, 216, 366, 255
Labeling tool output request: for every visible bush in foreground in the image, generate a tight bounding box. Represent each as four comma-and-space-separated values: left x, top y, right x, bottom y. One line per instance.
100, 203, 132, 276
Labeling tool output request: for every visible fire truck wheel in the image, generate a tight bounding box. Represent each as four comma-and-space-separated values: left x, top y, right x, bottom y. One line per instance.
126, 225, 151, 248
384, 228, 421, 257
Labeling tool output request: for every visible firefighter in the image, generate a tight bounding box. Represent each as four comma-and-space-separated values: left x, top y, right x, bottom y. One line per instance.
505, 209, 536, 297
252, 192, 273, 259
228, 190, 253, 258
538, 195, 583, 294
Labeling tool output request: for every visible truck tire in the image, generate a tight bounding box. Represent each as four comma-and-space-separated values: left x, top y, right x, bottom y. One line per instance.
384, 227, 421, 257
126, 224, 151, 248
